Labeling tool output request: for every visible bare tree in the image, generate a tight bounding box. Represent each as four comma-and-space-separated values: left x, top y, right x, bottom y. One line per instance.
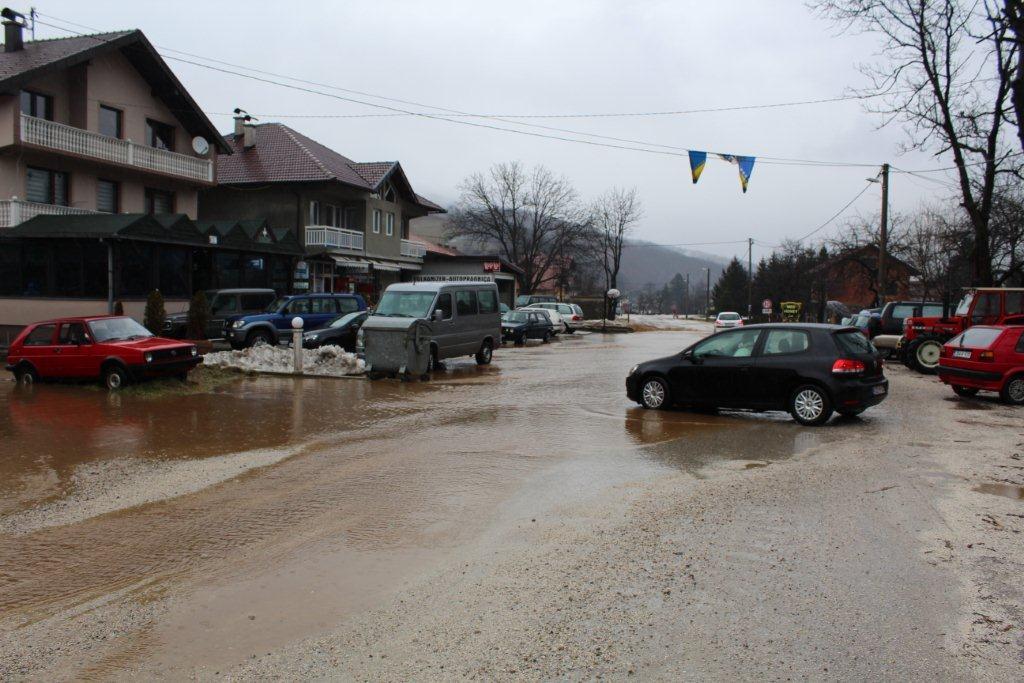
813, 0, 1020, 286
592, 187, 642, 318
448, 162, 591, 293
1001, 0, 1024, 152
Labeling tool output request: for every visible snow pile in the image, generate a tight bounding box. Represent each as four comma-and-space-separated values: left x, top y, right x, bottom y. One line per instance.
203, 344, 365, 376
578, 315, 714, 332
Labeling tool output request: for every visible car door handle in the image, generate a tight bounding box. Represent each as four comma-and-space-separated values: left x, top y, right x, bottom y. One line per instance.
53, 348, 62, 354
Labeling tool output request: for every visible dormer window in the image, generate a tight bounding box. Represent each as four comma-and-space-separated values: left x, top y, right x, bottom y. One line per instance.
20, 90, 52, 120
381, 183, 395, 203
99, 105, 122, 139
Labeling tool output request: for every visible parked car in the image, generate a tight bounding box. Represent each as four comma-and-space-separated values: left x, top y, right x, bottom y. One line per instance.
163, 288, 277, 339
300, 310, 369, 351
501, 310, 554, 344
714, 311, 744, 329
499, 303, 511, 315
359, 281, 500, 369
937, 325, 1024, 404
900, 287, 1024, 374
225, 293, 367, 349
5, 316, 200, 390
625, 323, 888, 425
870, 300, 943, 356
525, 302, 584, 333
522, 306, 566, 334
515, 294, 558, 307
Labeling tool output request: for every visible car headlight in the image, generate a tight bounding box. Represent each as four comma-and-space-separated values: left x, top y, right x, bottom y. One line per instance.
307, 334, 319, 341
144, 352, 153, 363
190, 346, 198, 357
232, 320, 246, 328
629, 364, 639, 375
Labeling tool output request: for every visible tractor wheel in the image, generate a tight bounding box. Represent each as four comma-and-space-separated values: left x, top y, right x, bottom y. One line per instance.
907, 338, 942, 375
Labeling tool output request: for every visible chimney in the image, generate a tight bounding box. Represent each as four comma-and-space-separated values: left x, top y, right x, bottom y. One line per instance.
243, 120, 256, 149
232, 108, 247, 137
2, 8, 26, 52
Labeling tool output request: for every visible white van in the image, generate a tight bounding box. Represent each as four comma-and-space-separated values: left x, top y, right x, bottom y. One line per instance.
361, 281, 501, 368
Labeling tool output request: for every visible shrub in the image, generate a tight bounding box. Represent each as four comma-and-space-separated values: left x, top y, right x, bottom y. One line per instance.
143, 289, 166, 334
113, 300, 124, 316
186, 290, 210, 339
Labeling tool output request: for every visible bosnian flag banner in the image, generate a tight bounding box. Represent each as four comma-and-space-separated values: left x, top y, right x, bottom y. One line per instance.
688, 152, 757, 193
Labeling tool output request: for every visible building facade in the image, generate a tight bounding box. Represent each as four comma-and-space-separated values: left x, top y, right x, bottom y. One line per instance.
199, 119, 444, 304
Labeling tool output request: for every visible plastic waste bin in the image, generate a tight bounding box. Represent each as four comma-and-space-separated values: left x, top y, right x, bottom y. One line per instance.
364, 319, 432, 380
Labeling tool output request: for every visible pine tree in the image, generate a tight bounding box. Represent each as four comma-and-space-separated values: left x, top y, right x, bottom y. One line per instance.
143, 290, 166, 334
186, 290, 210, 339
711, 258, 749, 313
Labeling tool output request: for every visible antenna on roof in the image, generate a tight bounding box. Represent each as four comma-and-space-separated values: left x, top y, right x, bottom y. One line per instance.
28, 6, 34, 39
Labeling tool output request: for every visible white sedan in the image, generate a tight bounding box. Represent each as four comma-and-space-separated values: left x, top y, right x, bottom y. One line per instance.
525, 302, 584, 333
714, 311, 744, 329
521, 306, 566, 334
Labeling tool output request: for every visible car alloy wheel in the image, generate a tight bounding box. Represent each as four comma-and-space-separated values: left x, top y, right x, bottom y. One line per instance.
1002, 375, 1024, 405
790, 385, 833, 426
641, 377, 668, 409
104, 366, 127, 391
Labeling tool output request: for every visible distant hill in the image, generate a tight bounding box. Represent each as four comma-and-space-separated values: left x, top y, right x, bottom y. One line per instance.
618, 241, 728, 296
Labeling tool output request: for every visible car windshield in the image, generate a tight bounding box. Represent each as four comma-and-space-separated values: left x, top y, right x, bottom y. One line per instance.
504, 311, 530, 323
834, 330, 874, 355
951, 327, 1002, 348
328, 311, 363, 328
515, 295, 531, 307
954, 292, 975, 316
718, 313, 740, 321
88, 317, 154, 342
265, 296, 289, 313
375, 291, 436, 318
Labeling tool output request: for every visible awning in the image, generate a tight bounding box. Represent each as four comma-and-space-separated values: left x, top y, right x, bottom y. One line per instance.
370, 259, 401, 272
331, 256, 369, 272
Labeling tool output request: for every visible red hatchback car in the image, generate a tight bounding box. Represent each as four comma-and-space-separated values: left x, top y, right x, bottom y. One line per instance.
937, 325, 1024, 404
5, 316, 200, 390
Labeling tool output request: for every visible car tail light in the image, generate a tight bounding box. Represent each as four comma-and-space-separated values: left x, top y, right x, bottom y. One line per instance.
573, 315, 582, 321
737, 320, 744, 326
832, 359, 865, 375
979, 350, 995, 362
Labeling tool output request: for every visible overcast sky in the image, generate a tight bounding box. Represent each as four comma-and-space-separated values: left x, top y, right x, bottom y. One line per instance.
35, 0, 963, 262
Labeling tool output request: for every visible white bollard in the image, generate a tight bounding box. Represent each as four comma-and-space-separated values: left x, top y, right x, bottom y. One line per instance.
291, 316, 304, 374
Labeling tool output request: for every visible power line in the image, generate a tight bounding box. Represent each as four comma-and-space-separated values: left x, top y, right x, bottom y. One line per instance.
32, 14, 880, 169
792, 181, 876, 243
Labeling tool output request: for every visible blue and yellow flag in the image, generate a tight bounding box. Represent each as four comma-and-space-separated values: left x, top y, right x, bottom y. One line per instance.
737, 156, 756, 193
687, 150, 707, 184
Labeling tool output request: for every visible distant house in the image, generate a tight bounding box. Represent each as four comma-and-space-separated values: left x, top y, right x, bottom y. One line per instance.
409, 234, 522, 307
815, 245, 917, 310
199, 119, 445, 302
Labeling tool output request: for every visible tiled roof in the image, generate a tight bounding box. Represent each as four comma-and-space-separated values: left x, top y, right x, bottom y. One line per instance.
0, 30, 133, 81
408, 234, 460, 256
217, 123, 444, 212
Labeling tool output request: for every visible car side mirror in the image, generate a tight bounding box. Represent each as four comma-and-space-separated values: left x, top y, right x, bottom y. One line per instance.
433, 309, 444, 322
689, 353, 703, 365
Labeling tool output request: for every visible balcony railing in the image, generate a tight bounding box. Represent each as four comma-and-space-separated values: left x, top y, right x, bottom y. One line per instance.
0, 199, 99, 228
20, 114, 214, 183
400, 239, 427, 258
305, 225, 364, 251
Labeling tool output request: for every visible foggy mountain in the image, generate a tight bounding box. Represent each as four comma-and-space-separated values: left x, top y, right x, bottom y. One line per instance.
617, 242, 728, 296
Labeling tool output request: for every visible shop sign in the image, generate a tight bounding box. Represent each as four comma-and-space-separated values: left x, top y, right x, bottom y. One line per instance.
483, 261, 501, 272
294, 260, 309, 280
415, 274, 495, 282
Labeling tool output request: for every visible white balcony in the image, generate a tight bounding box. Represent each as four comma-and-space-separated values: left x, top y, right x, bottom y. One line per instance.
400, 239, 427, 258
305, 225, 364, 251
0, 199, 99, 228
20, 114, 214, 184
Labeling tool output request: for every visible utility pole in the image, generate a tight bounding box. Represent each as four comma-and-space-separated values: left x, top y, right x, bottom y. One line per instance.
705, 268, 711, 319
747, 237, 753, 319
685, 272, 690, 319
877, 163, 889, 306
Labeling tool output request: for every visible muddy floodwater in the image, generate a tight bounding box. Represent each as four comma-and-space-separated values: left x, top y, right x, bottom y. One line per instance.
0, 329, 883, 677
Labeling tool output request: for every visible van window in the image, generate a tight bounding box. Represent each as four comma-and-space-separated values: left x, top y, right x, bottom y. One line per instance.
456, 290, 477, 316
241, 294, 270, 310
891, 304, 915, 319
435, 293, 453, 320
1007, 292, 1024, 315
24, 324, 56, 346
478, 289, 498, 314
337, 297, 359, 314
311, 297, 336, 313
922, 304, 944, 317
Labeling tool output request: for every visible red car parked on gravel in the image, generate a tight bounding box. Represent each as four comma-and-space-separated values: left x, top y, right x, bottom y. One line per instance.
5, 316, 200, 390
937, 325, 1024, 405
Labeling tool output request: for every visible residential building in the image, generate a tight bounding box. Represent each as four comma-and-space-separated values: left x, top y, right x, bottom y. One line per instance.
814, 245, 916, 311
0, 17, 305, 339
409, 234, 522, 307
199, 118, 445, 303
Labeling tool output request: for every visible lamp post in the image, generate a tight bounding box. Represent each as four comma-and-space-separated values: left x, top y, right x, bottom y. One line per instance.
603, 288, 620, 333
702, 268, 710, 319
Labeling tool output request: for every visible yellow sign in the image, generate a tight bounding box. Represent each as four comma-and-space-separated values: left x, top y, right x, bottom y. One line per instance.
780, 301, 802, 322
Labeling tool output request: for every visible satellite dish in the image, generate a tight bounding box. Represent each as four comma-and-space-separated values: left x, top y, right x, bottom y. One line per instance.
191, 136, 210, 155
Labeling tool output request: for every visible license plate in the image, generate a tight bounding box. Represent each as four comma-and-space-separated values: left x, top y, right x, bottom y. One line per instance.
872, 385, 887, 396
953, 350, 972, 359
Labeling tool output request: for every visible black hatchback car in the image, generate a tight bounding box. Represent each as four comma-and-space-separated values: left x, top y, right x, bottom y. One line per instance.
502, 310, 554, 344
625, 324, 888, 425
300, 310, 368, 351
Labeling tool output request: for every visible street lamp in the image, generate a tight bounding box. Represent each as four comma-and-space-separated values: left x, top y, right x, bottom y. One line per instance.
603, 288, 621, 333
701, 267, 710, 319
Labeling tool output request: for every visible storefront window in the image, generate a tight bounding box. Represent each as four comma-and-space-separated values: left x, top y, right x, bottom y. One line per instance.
270, 257, 290, 293
82, 242, 107, 298
118, 242, 155, 296
159, 247, 189, 297
22, 244, 48, 296
215, 252, 241, 288
0, 243, 20, 295
54, 246, 82, 296
242, 254, 266, 287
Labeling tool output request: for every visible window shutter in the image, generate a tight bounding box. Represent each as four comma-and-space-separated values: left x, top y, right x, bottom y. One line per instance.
152, 192, 172, 214
53, 173, 68, 206
26, 168, 49, 203
97, 180, 117, 213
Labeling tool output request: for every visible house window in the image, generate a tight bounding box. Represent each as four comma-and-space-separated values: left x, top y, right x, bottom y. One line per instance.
20, 90, 52, 120
97, 179, 119, 213
146, 119, 175, 151
344, 207, 358, 229
381, 183, 395, 203
372, 209, 381, 234
26, 167, 69, 205
401, 216, 410, 239
385, 212, 395, 236
99, 105, 122, 138
309, 200, 320, 225
145, 188, 174, 214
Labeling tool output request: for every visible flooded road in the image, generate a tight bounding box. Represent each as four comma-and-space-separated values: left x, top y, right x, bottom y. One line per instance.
0, 328, 992, 679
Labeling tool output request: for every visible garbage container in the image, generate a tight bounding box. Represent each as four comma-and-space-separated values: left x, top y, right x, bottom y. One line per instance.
363, 318, 432, 380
